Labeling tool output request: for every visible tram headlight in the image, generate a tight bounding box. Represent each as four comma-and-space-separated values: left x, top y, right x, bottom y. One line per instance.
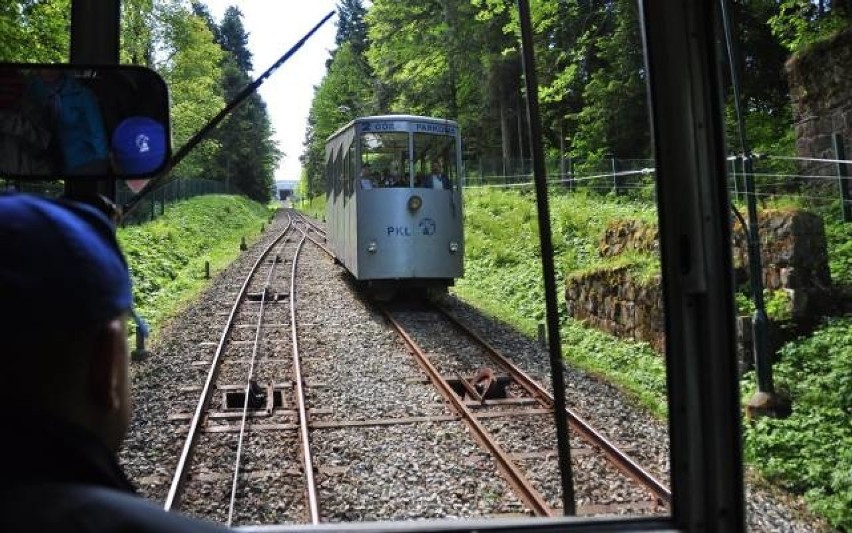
449, 241, 459, 253
367, 240, 378, 253
407, 195, 422, 212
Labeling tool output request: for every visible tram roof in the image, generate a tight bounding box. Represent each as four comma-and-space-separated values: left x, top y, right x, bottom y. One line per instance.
326, 114, 459, 143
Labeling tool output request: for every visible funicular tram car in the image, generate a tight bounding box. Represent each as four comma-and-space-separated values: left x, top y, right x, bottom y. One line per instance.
325, 115, 464, 294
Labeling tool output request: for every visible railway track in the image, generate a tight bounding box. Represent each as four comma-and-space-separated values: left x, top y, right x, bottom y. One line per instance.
149, 209, 670, 526
300, 214, 670, 518
165, 212, 320, 526
381, 300, 670, 516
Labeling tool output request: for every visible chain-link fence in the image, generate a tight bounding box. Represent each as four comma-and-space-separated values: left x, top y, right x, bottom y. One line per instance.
116, 178, 237, 226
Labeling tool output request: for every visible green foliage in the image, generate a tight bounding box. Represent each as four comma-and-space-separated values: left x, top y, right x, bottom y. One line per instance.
825, 219, 852, 286
568, 0, 650, 160
764, 289, 792, 322
118, 195, 271, 336
121, 0, 154, 65
768, 0, 850, 53
454, 188, 667, 415
336, 0, 369, 57
0, 0, 70, 62
742, 316, 852, 530
296, 192, 327, 220
735, 289, 793, 322
154, 1, 225, 179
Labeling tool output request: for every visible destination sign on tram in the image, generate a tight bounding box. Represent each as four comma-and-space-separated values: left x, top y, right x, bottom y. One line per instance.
359, 121, 457, 135
413, 122, 456, 135
359, 121, 407, 133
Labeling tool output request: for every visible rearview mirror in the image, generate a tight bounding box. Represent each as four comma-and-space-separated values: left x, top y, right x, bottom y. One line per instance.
0, 63, 171, 181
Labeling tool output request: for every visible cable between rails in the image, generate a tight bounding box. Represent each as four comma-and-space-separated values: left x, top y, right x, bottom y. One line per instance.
227, 237, 284, 526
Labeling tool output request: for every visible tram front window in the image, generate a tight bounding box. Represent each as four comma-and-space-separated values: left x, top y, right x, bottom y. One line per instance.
360, 131, 409, 187
413, 132, 456, 189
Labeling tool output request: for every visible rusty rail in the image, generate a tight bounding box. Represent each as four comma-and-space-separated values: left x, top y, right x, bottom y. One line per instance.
380, 306, 554, 517
289, 232, 321, 524
437, 305, 672, 506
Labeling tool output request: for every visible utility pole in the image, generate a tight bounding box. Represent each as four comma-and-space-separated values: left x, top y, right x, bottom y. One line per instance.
719, 0, 789, 418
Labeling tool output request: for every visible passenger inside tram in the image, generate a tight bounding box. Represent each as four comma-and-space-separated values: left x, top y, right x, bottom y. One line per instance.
359, 163, 374, 189
384, 160, 403, 187
426, 160, 450, 190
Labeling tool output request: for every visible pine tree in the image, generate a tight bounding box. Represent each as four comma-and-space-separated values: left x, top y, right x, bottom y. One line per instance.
336, 0, 369, 56
207, 4, 280, 202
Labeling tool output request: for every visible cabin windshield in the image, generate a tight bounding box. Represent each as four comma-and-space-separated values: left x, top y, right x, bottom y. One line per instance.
359, 131, 409, 188
413, 131, 456, 189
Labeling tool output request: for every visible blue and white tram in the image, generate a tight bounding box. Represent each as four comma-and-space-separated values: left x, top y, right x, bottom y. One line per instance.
325, 115, 464, 293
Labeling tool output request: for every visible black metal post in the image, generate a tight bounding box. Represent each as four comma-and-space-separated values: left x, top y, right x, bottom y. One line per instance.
719, 0, 776, 400
67, 0, 119, 203
742, 155, 773, 394
516, 0, 576, 515
833, 133, 852, 222
640, 0, 746, 528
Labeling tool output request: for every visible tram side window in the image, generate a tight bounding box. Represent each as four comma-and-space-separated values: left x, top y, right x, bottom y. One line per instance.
343, 149, 351, 197
325, 157, 333, 198
348, 142, 357, 193
334, 148, 344, 198
413, 132, 456, 189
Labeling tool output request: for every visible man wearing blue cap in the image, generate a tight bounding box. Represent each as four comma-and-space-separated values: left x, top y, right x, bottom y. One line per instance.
0, 193, 228, 532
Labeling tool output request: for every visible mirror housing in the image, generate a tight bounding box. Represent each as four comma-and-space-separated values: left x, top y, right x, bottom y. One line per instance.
0, 63, 171, 181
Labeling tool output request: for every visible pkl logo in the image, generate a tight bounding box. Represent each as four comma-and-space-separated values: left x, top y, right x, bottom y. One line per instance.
419, 218, 436, 236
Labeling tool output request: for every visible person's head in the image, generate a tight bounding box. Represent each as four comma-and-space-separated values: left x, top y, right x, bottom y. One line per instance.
0, 193, 134, 451
431, 160, 443, 175
361, 163, 371, 176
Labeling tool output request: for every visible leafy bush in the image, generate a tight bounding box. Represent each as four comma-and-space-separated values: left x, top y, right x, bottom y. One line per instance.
118, 194, 271, 336
742, 316, 852, 530
825, 218, 852, 286
454, 188, 667, 415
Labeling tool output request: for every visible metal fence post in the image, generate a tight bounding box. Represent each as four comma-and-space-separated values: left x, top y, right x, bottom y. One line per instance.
730, 157, 740, 199
833, 133, 852, 222
567, 155, 574, 191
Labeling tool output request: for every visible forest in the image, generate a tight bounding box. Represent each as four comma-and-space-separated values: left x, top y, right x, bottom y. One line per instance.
3, 1, 850, 201
300, 0, 852, 198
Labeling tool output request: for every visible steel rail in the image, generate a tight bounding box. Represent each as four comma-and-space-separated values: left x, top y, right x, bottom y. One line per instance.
289, 232, 321, 524
297, 216, 327, 240
294, 222, 331, 256
380, 307, 554, 518
292, 212, 327, 239
164, 214, 294, 512
436, 305, 672, 505
227, 240, 283, 526
290, 212, 331, 257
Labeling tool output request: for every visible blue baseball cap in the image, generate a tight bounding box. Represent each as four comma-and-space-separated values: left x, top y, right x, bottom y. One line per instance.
111, 116, 167, 175
0, 193, 142, 336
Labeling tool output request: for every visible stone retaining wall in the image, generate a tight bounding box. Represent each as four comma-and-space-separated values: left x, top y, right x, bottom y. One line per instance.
565, 209, 832, 353
786, 27, 852, 186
